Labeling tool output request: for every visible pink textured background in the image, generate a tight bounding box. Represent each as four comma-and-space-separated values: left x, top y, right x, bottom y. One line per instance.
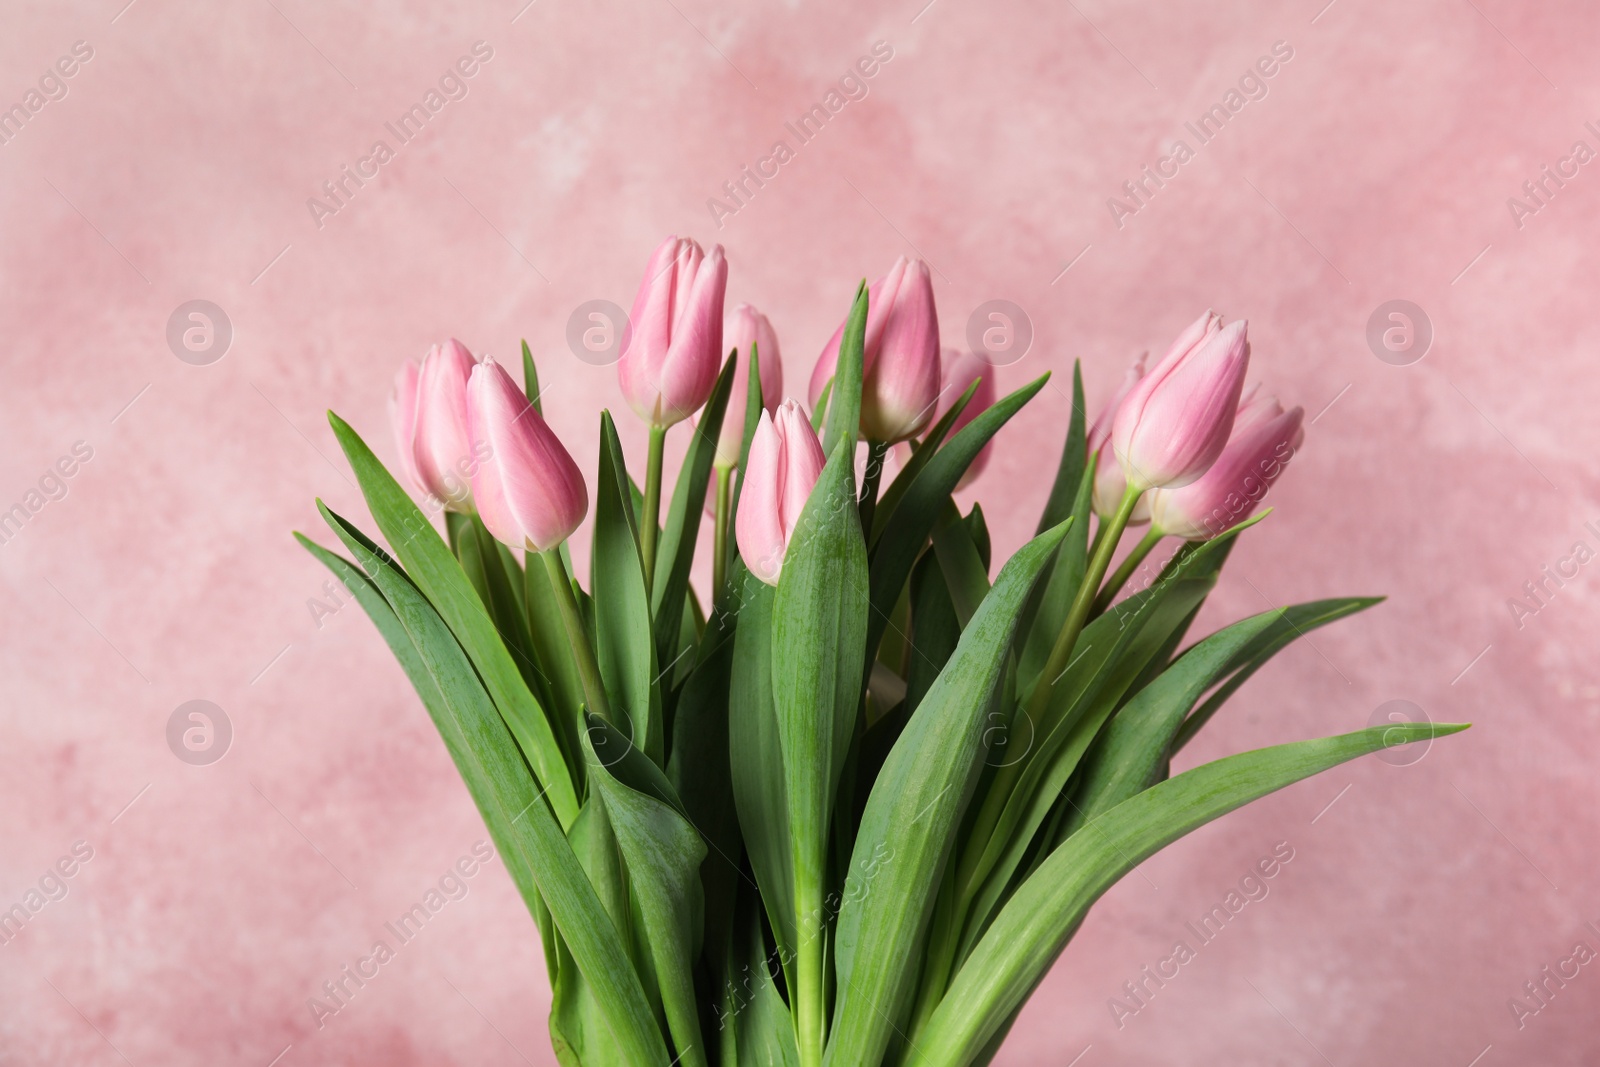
2, 0, 1597, 1063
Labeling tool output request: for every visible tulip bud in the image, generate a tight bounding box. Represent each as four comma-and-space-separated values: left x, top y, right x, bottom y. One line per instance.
1112, 312, 1250, 492
467, 359, 588, 552
807, 256, 941, 443
1087, 352, 1151, 523
1148, 391, 1304, 540
735, 399, 826, 585
411, 339, 480, 511
708, 303, 783, 468
388, 358, 426, 494
936, 349, 998, 488
618, 236, 729, 428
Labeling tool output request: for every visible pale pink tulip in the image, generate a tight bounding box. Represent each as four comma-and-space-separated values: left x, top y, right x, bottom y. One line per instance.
1112, 312, 1250, 492
467, 359, 588, 552
1148, 392, 1304, 540
618, 236, 728, 428
807, 257, 941, 443
1088, 352, 1151, 523
411, 339, 480, 511
388, 358, 425, 494
936, 349, 998, 488
708, 303, 783, 468
735, 399, 826, 585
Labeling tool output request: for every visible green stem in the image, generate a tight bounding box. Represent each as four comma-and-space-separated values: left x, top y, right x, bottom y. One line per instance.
539, 548, 612, 724
712, 463, 733, 601
858, 439, 889, 536
1026, 484, 1143, 720
795, 872, 826, 1067
640, 423, 666, 593
945, 485, 1146, 919
1092, 527, 1164, 617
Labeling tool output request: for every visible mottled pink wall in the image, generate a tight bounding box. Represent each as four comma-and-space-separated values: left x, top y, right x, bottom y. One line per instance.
2, 0, 1597, 1063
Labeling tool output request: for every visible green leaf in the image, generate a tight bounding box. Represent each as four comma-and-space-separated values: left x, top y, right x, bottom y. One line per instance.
727, 892, 802, 1067
1035, 361, 1087, 535
728, 343, 768, 546
728, 576, 796, 971
908, 722, 1470, 1066
1016, 448, 1095, 690
525, 551, 589, 774
1172, 597, 1383, 754
932, 512, 991, 629
1063, 608, 1287, 834
523, 339, 544, 413
866, 375, 1049, 661
825, 519, 1071, 1067
870, 380, 979, 546
654, 351, 736, 669
587, 715, 710, 1067
594, 412, 662, 762
325, 413, 578, 826
822, 281, 868, 456
306, 513, 668, 1065
952, 573, 1217, 965
770, 438, 870, 1006
551, 796, 636, 1067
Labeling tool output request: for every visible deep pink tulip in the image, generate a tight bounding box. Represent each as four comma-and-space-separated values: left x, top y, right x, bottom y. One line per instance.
388, 358, 426, 495
1088, 352, 1151, 523
467, 359, 588, 552
735, 399, 826, 585
709, 303, 783, 467
1112, 312, 1250, 493
618, 236, 729, 428
1148, 390, 1304, 540
936, 349, 998, 488
410, 339, 480, 511
807, 256, 941, 443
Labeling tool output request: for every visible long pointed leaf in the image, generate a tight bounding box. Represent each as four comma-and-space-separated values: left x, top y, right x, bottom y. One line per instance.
326, 412, 578, 825
909, 721, 1469, 1066
825, 519, 1071, 1067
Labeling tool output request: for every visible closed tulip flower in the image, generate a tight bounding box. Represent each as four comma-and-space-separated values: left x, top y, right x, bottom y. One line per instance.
1111, 311, 1250, 493
710, 303, 784, 468
388, 357, 426, 495
1148, 390, 1304, 540
466, 359, 588, 552
808, 256, 941, 443
409, 339, 480, 511
618, 236, 729, 428
936, 349, 998, 488
1087, 352, 1151, 523
736, 399, 826, 585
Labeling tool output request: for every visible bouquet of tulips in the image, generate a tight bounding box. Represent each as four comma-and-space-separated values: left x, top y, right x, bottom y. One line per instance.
298, 237, 1464, 1067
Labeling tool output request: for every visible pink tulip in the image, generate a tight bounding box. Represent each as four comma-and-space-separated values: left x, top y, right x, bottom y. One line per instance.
1148, 390, 1304, 541
467, 359, 588, 552
1112, 312, 1250, 493
735, 399, 826, 585
708, 303, 783, 468
388, 358, 426, 494
807, 256, 941, 443
1087, 352, 1151, 523
618, 236, 729, 428
936, 349, 998, 488
409, 339, 480, 511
